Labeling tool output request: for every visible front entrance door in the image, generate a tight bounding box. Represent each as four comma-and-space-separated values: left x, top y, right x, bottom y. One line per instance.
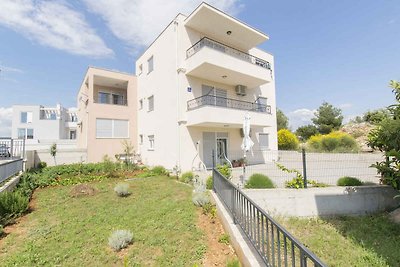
202, 132, 229, 168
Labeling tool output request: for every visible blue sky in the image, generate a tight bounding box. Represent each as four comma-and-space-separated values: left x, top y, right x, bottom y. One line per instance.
0, 0, 399, 136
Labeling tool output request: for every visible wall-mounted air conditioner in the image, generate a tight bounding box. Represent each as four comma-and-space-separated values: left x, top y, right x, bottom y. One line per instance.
235, 85, 247, 96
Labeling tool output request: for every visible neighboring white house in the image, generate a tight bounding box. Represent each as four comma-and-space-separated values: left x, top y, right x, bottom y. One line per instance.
11, 104, 78, 145
135, 3, 278, 171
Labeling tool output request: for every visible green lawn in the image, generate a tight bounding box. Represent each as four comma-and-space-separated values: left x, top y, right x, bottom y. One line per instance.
0, 176, 206, 266
279, 214, 400, 267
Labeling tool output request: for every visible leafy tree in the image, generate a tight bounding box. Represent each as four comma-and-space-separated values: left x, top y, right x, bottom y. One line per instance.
278, 129, 299, 150
312, 102, 343, 134
276, 109, 289, 131
363, 109, 391, 125
295, 124, 318, 141
368, 80, 400, 189
50, 143, 57, 166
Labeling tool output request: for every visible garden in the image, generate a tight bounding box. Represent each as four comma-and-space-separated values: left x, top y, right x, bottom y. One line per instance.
0, 162, 239, 266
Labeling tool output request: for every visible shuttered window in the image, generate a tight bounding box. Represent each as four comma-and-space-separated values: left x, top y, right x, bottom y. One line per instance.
259, 133, 269, 150
96, 119, 129, 138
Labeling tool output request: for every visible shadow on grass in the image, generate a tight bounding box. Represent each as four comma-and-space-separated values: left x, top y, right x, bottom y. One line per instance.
323, 213, 400, 266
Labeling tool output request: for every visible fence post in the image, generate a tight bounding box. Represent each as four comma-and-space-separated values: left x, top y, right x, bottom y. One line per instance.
212, 149, 216, 193
10, 138, 14, 158
232, 188, 236, 224
302, 148, 307, 188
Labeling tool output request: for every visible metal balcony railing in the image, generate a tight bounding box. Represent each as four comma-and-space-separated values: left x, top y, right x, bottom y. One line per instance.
186, 37, 272, 71
187, 95, 272, 114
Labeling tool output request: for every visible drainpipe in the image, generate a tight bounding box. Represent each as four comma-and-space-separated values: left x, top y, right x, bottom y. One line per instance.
174, 19, 181, 171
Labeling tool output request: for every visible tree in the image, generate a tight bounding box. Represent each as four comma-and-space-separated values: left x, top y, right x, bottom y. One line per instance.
368, 80, 400, 189
312, 102, 343, 134
276, 109, 289, 131
295, 124, 318, 141
363, 109, 390, 125
50, 143, 57, 166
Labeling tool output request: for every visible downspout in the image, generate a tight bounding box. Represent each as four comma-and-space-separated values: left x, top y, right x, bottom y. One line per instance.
174, 19, 181, 170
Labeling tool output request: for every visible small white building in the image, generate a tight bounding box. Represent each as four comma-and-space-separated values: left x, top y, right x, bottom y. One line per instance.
11, 104, 78, 143
135, 3, 278, 171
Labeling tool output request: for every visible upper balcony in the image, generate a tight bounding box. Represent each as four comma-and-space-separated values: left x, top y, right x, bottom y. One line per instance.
92, 75, 129, 107
186, 94, 273, 128
185, 37, 272, 88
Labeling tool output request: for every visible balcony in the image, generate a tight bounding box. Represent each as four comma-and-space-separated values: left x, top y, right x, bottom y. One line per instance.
186, 95, 273, 128
185, 38, 272, 88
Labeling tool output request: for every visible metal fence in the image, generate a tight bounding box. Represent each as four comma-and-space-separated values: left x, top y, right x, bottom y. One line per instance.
213, 168, 326, 266
0, 138, 25, 184
219, 149, 383, 187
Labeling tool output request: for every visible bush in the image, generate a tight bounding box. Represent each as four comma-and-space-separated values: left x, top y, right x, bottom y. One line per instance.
192, 192, 210, 207
37, 161, 47, 169
0, 225, 3, 236
108, 230, 133, 251
102, 156, 118, 177
245, 174, 275, 189
226, 258, 241, 267
307, 131, 359, 153
180, 171, 194, 184
337, 177, 363, 186
218, 233, 230, 245
0, 192, 29, 225
216, 164, 231, 178
278, 129, 299, 150
206, 176, 213, 190
151, 166, 167, 176
114, 183, 131, 197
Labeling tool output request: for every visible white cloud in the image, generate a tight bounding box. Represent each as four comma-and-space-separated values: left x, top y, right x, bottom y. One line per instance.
83, 0, 242, 48
0, 0, 113, 58
0, 64, 23, 73
338, 103, 352, 109
0, 107, 12, 137
288, 108, 316, 130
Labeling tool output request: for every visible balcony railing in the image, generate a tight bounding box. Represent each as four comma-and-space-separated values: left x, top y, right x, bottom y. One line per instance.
186, 37, 272, 71
187, 95, 271, 114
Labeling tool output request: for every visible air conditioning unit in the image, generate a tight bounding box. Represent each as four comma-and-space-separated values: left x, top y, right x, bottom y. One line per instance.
235, 85, 247, 96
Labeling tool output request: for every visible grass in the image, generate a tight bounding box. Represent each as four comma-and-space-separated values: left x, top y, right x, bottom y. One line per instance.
0, 176, 206, 266
278, 214, 400, 266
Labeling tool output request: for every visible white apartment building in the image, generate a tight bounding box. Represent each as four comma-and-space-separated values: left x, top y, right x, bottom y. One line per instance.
11, 104, 78, 143
136, 3, 278, 171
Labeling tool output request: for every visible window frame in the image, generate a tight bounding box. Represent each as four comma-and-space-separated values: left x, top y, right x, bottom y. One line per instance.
147, 56, 154, 74
95, 118, 129, 139
20, 111, 32, 124
258, 133, 269, 150
98, 92, 110, 104
148, 95, 154, 112
148, 135, 154, 150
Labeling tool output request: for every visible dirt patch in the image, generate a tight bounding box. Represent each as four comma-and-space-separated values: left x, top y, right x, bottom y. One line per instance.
70, 184, 97, 197
197, 210, 237, 266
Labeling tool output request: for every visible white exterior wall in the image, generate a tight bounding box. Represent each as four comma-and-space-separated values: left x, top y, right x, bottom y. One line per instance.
137, 11, 277, 171
11, 105, 77, 143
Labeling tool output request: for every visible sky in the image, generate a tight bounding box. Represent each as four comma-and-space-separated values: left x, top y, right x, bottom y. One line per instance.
0, 0, 399, 136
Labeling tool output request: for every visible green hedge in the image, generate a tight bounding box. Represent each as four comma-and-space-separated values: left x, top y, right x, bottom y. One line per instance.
245, 174, 275, 189
337, 176, 363, 186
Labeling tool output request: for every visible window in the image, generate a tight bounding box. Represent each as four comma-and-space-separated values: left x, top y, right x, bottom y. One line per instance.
20, 111, 32, 123
71, 114, 77, 122
148, 135, 154, 150
26, 129, 34, 139
96, 119, 129, 138
139, 99, 143, 110
50, 113, 57, 120
147, 56, 154, 74
259, 133, 269, 150
138, 64, 143, 75
98, 92, 110, 104
256, 97, 267, 112
17, 128, 34, 139
17, 128, 25, 139
148, 96, 154, 111
112, 94, 124, 105
139, 134, 143, 145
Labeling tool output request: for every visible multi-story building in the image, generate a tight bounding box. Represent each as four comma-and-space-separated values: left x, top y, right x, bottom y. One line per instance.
76, 67, 137, 162
136, 3, 277, 171
11, 104, 77, 143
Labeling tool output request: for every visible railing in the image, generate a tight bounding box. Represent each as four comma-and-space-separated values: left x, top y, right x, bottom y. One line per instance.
213, 169, 326, 267
187, 94, 272, 114
186, 37, 272, 71
0, 159, 23, 184
0, 138, 25, 160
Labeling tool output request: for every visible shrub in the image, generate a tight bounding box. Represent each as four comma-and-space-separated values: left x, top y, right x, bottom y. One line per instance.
216, 164, 231, 178
37, 161, 47, 169
0, 192, 29, 225
102, 156, 118, 177
278, 129, 299, 150
180, 171, 194, 184
108, 230, 133, 251
307, 131, 359, 153
151, 166, 167, 176
218, 233, 230, 245
0, 225, 3, 236
192, 192, 210, 207
114, 183, 131, 197
245, 173, 275, 189
226, 258, 241, 267
206, 176, 213, 190
337, 177, 363, 186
